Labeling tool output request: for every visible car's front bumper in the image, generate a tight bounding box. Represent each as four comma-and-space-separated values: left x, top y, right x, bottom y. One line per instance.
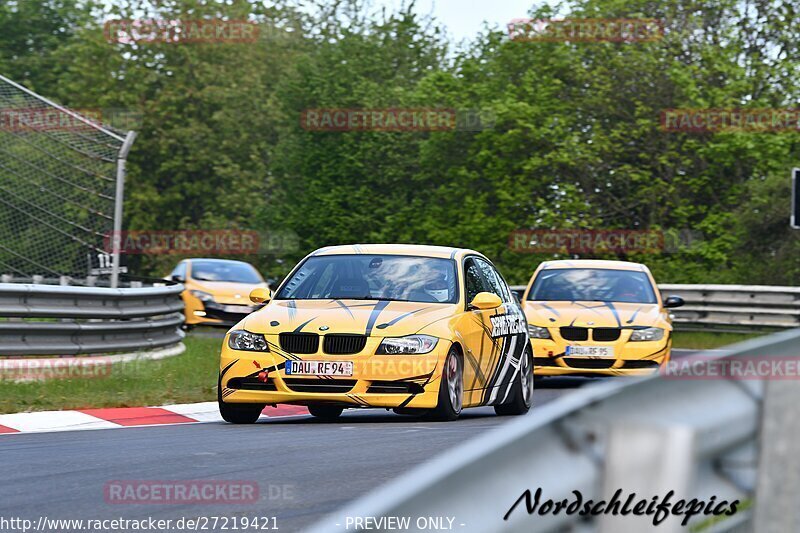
186, 301, 261, 327
531, 336, 671, 377
219, 336, 449, 409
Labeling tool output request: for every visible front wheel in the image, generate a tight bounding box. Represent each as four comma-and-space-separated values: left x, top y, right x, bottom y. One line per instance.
494, 346, 534, 416
428, 347, 463, 421
308, 405, 344, 420
218, 388, 265, 424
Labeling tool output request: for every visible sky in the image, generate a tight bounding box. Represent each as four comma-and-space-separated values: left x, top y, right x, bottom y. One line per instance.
368, 0, 537, 42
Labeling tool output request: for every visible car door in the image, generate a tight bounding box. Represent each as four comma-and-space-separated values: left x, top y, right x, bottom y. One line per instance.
477, 260, 529, 406
456, 256, 507, 406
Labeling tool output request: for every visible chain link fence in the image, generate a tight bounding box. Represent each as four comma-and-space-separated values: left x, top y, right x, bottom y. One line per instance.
0, 74, 136, 286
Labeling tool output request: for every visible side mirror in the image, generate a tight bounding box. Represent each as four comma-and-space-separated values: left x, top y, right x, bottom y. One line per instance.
171, 274, 185, 283
663, 295, 685, 309
250, 287, 271, 304
469, 291, 502, 310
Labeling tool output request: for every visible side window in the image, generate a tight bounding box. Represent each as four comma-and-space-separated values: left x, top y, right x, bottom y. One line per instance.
474, 258, 505, 300
170, 262, 186, 280
464, 258, 491, 304
493, 267, 514, 303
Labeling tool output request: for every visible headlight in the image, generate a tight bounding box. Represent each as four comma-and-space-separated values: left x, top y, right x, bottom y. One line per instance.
630, 327, 664, 342
528, 325, 552, 339
190, 290, 214, 302
228, 330, 270, 352
377, 335, 438, 355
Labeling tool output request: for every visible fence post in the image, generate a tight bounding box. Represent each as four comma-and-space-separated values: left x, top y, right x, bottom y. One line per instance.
110, 131, 137, 289
753, 380, 800, 533
599, 423, 695, 533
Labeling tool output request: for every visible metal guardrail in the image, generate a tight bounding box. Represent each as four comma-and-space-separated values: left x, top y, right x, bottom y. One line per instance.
658, 284, 800, 330
511, 284, 800, 331
311, 328, 800, 533
0, 282, 185, 356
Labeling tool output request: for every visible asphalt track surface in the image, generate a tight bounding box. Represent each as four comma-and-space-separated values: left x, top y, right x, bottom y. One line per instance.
0, 351, 700, 532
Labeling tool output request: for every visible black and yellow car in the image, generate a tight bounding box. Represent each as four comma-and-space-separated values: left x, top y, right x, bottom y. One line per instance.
217, 244, 533, 423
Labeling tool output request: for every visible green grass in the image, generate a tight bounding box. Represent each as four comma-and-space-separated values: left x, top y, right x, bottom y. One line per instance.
0, 337, 223, 414
0, 330, 770, 414
672, 331, 764, 350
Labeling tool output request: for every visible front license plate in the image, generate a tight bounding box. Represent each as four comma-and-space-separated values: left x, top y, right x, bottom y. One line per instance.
223, 305, 253, 313
285, 360, 354, 377
566, 346, 615, 358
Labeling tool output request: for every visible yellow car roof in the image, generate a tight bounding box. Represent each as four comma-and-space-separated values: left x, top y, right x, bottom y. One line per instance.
312, 244, 478, 260
539, 259, 649, 272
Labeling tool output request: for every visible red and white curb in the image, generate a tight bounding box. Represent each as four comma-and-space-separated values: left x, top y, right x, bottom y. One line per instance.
0, 402, 309, 435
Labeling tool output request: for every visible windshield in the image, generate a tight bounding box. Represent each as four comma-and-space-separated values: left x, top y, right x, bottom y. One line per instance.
528, 268, 657, 304
276, 254, 458, 303
190, 260, 263, 284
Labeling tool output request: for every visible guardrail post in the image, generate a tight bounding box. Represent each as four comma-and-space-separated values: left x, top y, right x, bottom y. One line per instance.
599, 423, 695, 533
753, 379, 800, 533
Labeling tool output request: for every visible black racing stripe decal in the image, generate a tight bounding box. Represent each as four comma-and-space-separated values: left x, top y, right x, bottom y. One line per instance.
218, 359, 240, 399
398, 371, 437, 382
293, 316, 316, 333
626, 306, 644, 324
482, 333, 510, 405
540, 303, 560, 317
464, 349, 485, 389
397, 368, 436, 408
365, 301, 390, 336
347, 393, 369, 406
376, 307, 428, 329
575, 302, 607, 313
220, 359, 239, 380
263, 338, 300, 361
605, 301, 622, 327
333, 300, 355, 319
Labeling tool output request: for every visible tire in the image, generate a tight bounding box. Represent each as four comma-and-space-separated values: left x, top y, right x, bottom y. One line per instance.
428, 347, 464, 421
308, 405, 344, 420
494, 346, 534, 416
218, 388, 265, 424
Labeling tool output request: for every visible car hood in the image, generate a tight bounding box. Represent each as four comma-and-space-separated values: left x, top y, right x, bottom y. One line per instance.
523, 300, 665, 328
241, 299, 458, 337
190, 280, 268, 305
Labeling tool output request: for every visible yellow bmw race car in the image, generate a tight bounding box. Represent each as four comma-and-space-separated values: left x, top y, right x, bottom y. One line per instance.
168, 258, 270, 328
521, 260, 684, 377
218, 244, 533, 423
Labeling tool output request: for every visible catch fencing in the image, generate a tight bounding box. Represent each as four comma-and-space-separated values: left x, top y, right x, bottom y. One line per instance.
0, 74, 136, 287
